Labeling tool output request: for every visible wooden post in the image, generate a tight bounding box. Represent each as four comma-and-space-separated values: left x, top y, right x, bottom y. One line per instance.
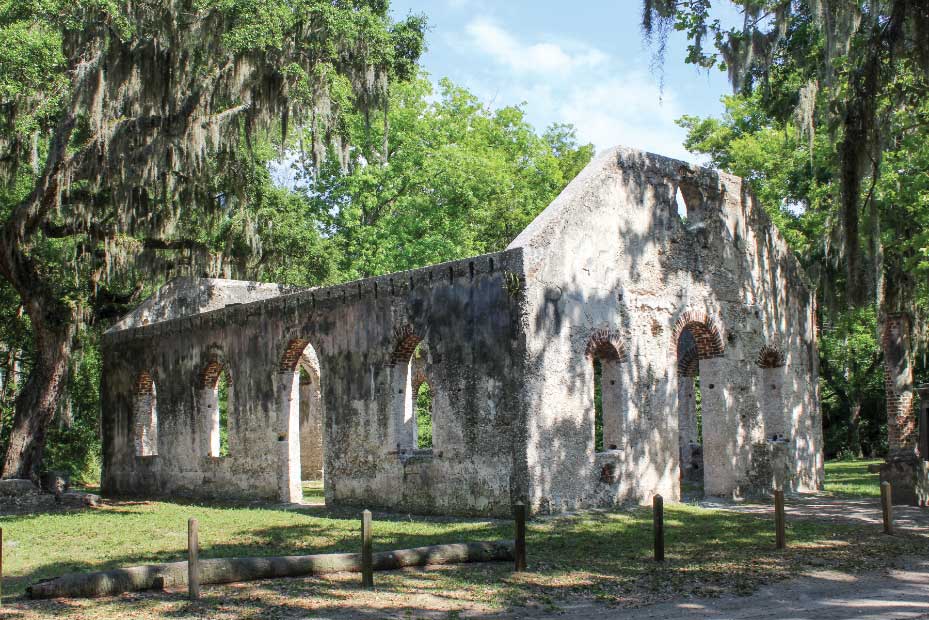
881, 481, 894, 535
1, 526, 4, 607
653, 494, 665, 562
774, 489, 786, 550
361, 509, 373, 588
188, 518, 200, 600
513, 502, 527, 572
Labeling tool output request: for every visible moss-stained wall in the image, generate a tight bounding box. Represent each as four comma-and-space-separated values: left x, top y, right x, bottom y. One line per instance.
101, 250, 530, 517
102, 145, 822, 517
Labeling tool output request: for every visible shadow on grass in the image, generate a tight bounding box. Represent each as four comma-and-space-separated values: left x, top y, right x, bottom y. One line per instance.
5, 496, 928, 616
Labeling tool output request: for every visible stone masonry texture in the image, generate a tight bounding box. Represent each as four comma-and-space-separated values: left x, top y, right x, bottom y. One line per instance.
100, 146, 823, 516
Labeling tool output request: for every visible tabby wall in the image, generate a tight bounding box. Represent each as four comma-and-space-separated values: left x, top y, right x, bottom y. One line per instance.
508, 147, 822, 512
101, 145, 823, 516
101, 250, 530, 516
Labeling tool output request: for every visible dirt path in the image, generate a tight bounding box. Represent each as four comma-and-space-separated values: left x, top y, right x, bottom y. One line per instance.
699, 494, 929, 531
514, 558, 929, 620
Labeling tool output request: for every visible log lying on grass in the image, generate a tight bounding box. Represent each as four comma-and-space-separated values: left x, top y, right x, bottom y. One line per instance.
27, 540, 514, 599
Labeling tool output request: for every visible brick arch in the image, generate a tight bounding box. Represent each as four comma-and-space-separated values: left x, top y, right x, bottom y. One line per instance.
677, 346, 700, 377
389, 324, 422, 366
198, 357, 230, 388
671, 310, 725, 360
756, 344, 786, 368
279, 338, 311, 372
133, 370, 158, 457
585, 328, 628, 362
134, 370, 155, 396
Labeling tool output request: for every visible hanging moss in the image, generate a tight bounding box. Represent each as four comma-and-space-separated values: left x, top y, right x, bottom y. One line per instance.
0, 0, 425, 286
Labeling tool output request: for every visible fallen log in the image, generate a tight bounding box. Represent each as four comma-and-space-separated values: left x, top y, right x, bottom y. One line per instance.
27, 540, 514, 599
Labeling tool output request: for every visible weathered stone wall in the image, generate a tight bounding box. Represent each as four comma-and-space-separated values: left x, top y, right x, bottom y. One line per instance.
101, 251, 529, 516
101, 145, 821, 516
508, 147, 822, 512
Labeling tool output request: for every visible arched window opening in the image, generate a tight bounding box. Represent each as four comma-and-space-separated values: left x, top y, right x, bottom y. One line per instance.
389, 326, 424, 452
133, 371, 158, 456
416, 379, 433, 449
593, 358, 604, 452
756, 343, 787, 442
672, 310, 728, 498
216, 370, 231, 457
675, 187, 688, 221
586, 329, 626, 454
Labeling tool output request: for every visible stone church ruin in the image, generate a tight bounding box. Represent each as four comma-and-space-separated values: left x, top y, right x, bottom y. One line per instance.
101, 146, 824, 516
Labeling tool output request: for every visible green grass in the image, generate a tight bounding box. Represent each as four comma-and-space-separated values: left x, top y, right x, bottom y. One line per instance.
3, 493, 927, 619
301, 480, 324, 504
824, 458, 882, 497
1, 459, 922, 618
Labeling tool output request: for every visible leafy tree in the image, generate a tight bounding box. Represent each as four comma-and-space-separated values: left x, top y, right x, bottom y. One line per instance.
649, 1, 929, 455
292, 77, 594, 278
0, 0, 424, 479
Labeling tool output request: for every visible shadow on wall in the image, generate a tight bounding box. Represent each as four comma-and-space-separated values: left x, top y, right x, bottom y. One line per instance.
519, 148, 819, 511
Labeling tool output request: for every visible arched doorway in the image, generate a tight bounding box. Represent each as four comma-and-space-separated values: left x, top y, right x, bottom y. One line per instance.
672, 311, 726, 497
277, 339, 324, 503
198, 358, 234, 458
677, 334, 703, 493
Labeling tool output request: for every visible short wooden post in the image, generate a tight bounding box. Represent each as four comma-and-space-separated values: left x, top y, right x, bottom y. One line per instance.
513, 502, 527, 572
188, 518, 200, 600
774, 489, 786, 550
881, 481, 894, 535
361, 509, 374, 588
653, 494, 665, 562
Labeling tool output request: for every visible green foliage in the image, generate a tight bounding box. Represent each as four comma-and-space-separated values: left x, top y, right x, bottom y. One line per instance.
42, 336, 103, 484
0, 0, 425, 477
415, 381, 432, 449
819, 308, 885, 457
218, 371, 230, 457
0, 0, 589, 477
298, 76, 594, 279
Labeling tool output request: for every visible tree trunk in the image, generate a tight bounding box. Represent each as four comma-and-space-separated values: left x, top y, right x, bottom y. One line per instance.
0, 116, 78, 481
28, 540, 515, 599
847, 401, 863, 457
0, 295, 75, 480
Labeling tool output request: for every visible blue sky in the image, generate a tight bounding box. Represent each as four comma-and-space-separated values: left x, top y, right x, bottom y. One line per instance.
389, 1, 741, 162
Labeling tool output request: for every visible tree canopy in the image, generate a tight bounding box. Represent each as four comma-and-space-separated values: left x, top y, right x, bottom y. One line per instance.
661, 1, 929, 456
0, 0, 424, 478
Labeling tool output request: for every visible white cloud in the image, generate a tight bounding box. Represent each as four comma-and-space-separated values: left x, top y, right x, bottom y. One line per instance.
464, 18, 607, 75
452, 18, 697, 162
557, 75, 691, 161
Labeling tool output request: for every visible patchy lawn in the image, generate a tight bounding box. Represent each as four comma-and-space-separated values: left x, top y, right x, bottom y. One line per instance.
824, 459, 882, 497
1, 490, 926, 619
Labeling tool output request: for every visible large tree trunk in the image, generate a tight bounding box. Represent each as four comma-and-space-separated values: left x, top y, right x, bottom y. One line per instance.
0, 294, 76, 480
0, 115, 77, 481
